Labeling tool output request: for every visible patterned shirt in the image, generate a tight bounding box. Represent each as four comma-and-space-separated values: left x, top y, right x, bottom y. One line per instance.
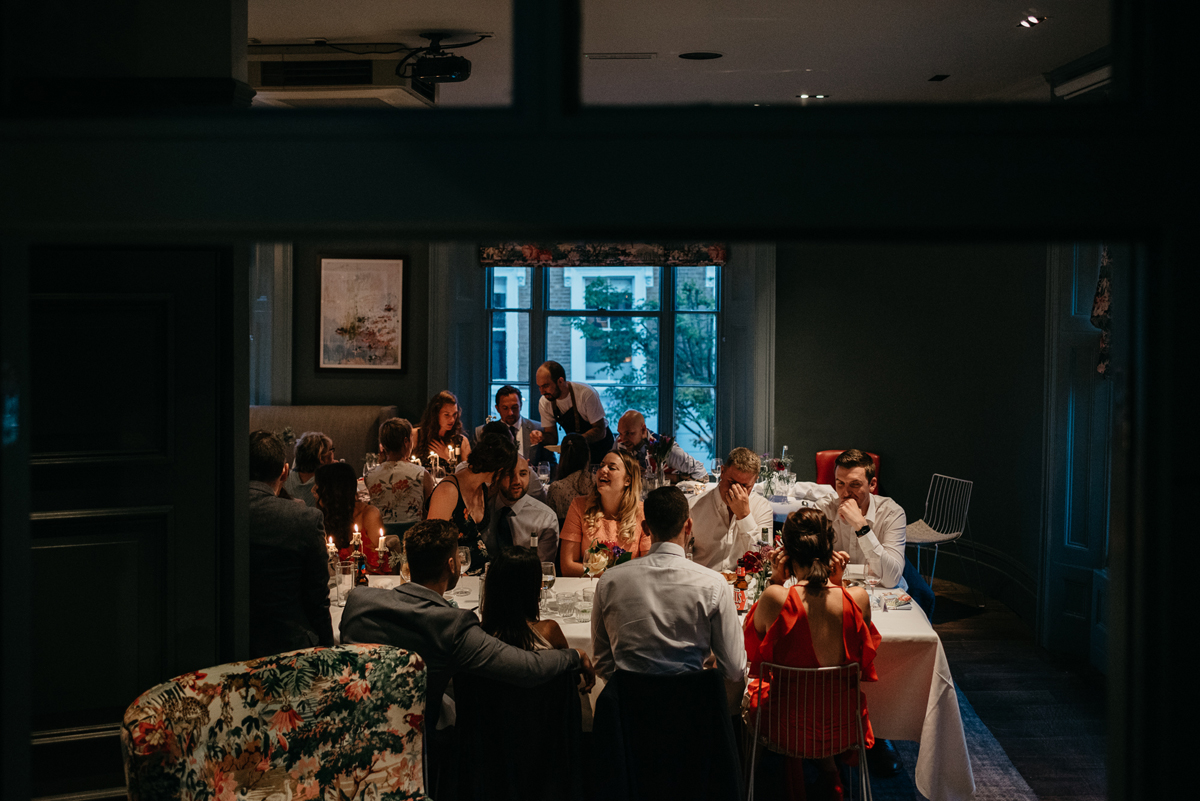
365, 460, 427, 524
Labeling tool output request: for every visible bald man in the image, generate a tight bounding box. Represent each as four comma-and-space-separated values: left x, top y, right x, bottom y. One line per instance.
616, 410, 708, 482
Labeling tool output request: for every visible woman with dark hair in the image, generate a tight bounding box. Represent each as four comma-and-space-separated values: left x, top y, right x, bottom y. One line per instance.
426, 433, 517, 573
744, 508, 879, 801
314, 462, 386, 573
545, 432, 594, 527
416, 390, 471, 469
559, 449, 649, 577
480, 547, 568, 651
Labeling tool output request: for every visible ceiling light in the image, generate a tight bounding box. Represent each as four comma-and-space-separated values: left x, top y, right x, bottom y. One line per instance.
679, 52, 723, 60
1019, 15, 1046, 27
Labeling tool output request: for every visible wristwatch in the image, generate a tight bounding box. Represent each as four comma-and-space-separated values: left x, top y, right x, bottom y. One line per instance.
855, 525, 871, 538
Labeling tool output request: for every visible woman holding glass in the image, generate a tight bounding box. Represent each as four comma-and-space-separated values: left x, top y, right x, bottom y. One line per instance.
559, 449, 649, 577
545, 433, 594, 528
426, 433, 517, 574
313, 462, 387, 573
744, 508, 879, 801
416, 390, 472, 470
481, 548, 569, 650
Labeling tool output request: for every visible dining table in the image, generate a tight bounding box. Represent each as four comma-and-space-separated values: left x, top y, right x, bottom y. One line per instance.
330, 561, 975, 801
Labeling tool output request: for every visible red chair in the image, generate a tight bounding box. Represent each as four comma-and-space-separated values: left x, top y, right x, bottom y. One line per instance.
815, 450, 881, 494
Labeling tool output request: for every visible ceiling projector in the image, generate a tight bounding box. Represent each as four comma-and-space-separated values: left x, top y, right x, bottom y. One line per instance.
412, 53, 472, 83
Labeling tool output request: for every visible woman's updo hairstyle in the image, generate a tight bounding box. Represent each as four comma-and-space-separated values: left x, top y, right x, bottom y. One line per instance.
781, 508, 836, 595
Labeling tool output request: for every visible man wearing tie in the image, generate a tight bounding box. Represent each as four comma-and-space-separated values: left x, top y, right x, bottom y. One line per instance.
484, 455, 560, 564
475, 385, 555, 471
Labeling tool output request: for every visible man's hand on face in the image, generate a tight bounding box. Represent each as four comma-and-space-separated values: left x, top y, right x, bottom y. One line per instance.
725, 483, 752, 520
575, 650, 596, 693
837, 497, 867, 530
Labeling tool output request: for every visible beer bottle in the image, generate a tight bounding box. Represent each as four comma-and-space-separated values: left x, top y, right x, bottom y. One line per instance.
350, 529, 369, 587
734, 566, 749, 612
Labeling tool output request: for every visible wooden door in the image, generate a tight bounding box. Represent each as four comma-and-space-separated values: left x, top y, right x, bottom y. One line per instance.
26, 247, 243, 800
1039, 243, 1114, 658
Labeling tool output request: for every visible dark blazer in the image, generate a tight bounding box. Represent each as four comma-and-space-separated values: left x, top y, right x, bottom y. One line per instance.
340, 582, 580, 732
248, 481, 334, 658
475, 416, 556, 471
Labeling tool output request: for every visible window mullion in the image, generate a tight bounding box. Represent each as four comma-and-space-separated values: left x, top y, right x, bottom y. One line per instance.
660, 267, 675, 438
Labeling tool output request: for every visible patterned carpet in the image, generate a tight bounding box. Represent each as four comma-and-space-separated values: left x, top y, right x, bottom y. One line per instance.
877, 687, 1037, 801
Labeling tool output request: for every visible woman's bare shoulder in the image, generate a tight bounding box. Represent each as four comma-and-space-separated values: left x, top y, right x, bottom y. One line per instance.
533, 619, 569, 649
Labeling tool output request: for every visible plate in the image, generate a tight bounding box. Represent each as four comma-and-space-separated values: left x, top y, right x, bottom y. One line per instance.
544, 445, 561, 453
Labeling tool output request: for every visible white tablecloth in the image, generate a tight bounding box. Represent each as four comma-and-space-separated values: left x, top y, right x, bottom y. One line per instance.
330, 571, 974, 801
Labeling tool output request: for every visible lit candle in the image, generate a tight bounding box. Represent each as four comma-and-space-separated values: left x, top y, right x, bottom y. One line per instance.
327, 536, 336, 554
377, 529, 388, 554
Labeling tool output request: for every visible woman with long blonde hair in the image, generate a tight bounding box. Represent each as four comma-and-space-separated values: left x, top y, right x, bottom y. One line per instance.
559, 449, 649, 577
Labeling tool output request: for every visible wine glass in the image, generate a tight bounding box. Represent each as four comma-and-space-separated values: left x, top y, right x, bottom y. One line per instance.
864, 563, 882, 607
537, 462, 551, 484
453, 546, 472, 596
710, 458, 722, 482
540, 561, 556, 612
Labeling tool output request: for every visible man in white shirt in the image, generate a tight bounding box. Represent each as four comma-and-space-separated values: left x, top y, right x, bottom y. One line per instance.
531, 360, 615, 464
591, 486, 746, 705
816, 448, 908, 589
484, 455, 560, 564
616, 409, 709, 482
690, 447, 775, 571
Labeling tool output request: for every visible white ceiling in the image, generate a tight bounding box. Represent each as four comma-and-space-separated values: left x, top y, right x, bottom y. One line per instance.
247, 0, 1109, 106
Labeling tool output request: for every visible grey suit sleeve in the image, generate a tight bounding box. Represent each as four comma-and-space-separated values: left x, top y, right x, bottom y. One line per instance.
452, 616, 580, 686
301, 511, 334, 647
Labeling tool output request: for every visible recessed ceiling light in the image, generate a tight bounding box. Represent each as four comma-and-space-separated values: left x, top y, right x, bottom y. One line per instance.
1018, 15, 1046, 27
795, 94, 829, 99
679, 52, 723, 60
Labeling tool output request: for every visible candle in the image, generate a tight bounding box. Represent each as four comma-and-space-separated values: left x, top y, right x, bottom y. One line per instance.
327, 536, 336, 554
377, 529, 388, 553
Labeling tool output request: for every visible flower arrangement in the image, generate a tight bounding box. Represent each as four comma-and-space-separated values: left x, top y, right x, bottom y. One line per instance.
757, 451, 792, 496
649, 434, 676, 465
584, 541, 630, 577
738, 541, 776, 598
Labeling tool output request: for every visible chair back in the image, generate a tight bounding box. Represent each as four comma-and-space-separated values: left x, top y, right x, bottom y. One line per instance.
920, 474, 973, 536
815, 450, 881, 493
121, 644, 428, 801
453, 671, 583, 800
751, 662, 864, 760
593, 669, 741, 801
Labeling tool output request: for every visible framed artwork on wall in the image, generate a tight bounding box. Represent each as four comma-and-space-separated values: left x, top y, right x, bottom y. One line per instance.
318, 256, 406, 371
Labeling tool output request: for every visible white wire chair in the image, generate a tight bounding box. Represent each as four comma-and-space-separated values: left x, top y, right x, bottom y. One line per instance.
905, 474, 974, 589
746, 662, 872, 801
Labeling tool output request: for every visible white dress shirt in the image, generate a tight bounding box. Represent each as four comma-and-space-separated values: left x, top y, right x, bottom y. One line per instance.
818, 493, 908, 590
688, 487, 774, 571
538, 380, 607, 445
485, 492, 560, 564
591, 541, 747, 689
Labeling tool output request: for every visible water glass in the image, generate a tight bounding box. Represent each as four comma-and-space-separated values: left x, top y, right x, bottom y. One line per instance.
556, 591, 576, 622
335, 562, 355, 607
537, 462, 551, 483
576, 588, 594, 624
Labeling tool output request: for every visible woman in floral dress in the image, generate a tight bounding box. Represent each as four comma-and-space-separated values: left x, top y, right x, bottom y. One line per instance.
559, 449, 649, 577
365, 418, 432, 530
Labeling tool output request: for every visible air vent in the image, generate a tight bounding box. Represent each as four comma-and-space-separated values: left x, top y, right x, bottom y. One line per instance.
260, 60, 373, 87
929, 74, 950, 82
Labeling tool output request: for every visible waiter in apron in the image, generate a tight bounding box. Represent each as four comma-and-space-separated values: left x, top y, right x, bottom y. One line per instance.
531, 360, 616, 467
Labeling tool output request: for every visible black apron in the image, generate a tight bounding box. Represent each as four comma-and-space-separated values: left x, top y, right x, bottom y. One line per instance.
551, 382, 615, 466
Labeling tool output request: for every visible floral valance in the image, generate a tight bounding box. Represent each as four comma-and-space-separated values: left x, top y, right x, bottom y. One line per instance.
479, 242, 727, 268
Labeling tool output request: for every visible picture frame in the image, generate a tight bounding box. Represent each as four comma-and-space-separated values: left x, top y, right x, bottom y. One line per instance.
318, 256, 406, 371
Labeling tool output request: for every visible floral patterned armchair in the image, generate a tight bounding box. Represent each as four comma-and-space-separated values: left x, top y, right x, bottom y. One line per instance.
120, 644, 428, 801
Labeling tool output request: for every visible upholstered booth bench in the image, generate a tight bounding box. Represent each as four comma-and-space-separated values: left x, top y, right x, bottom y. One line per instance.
249, 404, 399, 476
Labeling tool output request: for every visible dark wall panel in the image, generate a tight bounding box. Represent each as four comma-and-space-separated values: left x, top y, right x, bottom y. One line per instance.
773, 242, 1047, 618
291, 241, 430, 419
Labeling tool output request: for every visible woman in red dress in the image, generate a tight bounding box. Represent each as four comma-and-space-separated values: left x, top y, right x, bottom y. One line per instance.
314, 461, 387, 573
744, 508, 881, 801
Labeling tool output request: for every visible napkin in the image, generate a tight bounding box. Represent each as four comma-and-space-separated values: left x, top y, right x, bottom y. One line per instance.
792, 481, 836, 501
676, 480, 709, 496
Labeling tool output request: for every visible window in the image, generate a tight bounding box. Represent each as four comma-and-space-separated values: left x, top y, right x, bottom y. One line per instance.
486, 264, 720, 462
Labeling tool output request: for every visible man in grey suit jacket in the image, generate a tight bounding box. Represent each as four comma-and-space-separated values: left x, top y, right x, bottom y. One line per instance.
475, 384, 556, 473
340, 519, 594, 735
248, 430, 334, 659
